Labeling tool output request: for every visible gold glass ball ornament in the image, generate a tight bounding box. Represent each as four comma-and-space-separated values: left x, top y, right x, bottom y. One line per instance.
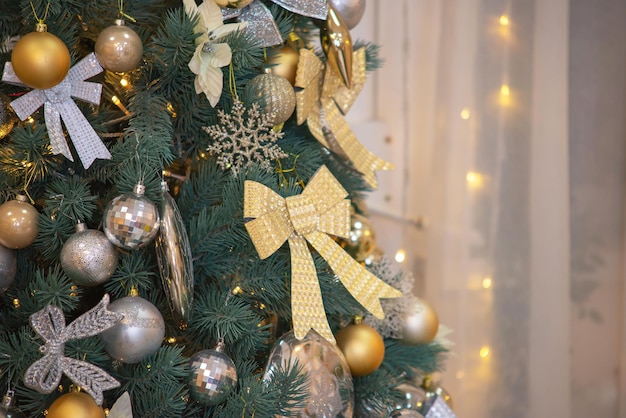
46, 392, 104, 418
340, 213, 377, 262
266, 44, 300, 86
11, 23, 70, 90
402, 298, 439, 345
0, 93, 17, 139
335, 318, 385, 376
0, 195, 39, 249
95, 20, 143, 73
246, 72, 296, 125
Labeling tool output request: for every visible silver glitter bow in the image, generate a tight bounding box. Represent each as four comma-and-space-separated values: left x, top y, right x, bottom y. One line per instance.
223, 0, 328, 47
24, 294, 124, 405
425, 397, 457, 418
2, 53, 111, 168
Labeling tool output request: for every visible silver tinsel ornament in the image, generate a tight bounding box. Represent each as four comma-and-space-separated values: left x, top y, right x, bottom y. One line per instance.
0, 244, 16, 293
0, 391, 25, 418
155, 181, 194, 328
329, 0, 366, 29
0, 93, 16, 139
246, 72, 296, 125
264, 330, 354, 417
103, 183, 160, 250
188, 340, 238, 406
99, 295, 165, 364
60, 223, 118, 287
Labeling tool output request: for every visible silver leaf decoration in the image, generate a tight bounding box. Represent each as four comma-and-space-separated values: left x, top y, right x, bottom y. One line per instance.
24, 294, 124, 405
1, 53, 112, 169
109, 392, 133, 418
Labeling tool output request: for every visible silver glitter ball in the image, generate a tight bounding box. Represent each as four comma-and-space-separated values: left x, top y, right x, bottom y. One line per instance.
188, 342, 238, 406
246, 73, 296, 125
99, 296, 165, 364
61, 223, 118, 286
264, 330, 354, 417
103, 183, 160, 250
329, 0, 366, 29
0, 245, 16, 294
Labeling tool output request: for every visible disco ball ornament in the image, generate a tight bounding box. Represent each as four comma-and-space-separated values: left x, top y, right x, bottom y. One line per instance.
61, 223, 118, 286
11, 23, 70, 90
46, 392, 104, 418
0, 391, 26, 418
246, 72, 296, 125
264, 330, 354, 417
99, 295, 165, 363
188, 340, 238, 406
335, 319, 385, 377
103, 182, 160, 250
95, 20, 143, 73
0, 195, 39, 249
0, 245, 16, 294
329, 0, 366, 29
402, 298, 439, 345
0, 93, 17, 139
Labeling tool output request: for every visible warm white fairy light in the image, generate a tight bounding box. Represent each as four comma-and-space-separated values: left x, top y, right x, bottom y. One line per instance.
460, 108, 471, 120
395, 249, 406, 263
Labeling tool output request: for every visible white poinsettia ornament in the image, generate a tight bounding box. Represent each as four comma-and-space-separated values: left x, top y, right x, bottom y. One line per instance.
183, 0, 246, 106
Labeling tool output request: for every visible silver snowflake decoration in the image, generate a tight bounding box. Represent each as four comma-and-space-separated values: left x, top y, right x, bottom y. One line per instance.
24, 294, 124, 405
204, 100, 287, 176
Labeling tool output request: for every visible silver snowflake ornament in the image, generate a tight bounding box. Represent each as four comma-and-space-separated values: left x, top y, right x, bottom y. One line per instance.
24, 294, 124, 405
204, 100, 288, 176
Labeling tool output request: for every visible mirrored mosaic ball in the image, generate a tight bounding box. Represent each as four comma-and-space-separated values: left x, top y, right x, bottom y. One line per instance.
188, 348, 238, 406
103, 191, 160, 250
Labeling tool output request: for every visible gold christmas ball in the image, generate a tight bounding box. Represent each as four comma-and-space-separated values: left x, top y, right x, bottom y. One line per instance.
11, 30, 70, 90
335, 322, 385, 376
0, 195, 39, 249
215, 0, 254, 7
402, 298, 439, 345
246, 72, 296, 125
47, 392, 105, 418
266, 45, 300, 86
95, 20, 143, 73
340, 213, 377, 262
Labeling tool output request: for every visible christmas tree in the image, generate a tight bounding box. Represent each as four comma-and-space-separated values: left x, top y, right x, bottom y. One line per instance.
0, 1, 451, 417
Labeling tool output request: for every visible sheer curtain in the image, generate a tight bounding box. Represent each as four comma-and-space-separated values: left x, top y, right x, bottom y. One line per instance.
350, 0, 626, 417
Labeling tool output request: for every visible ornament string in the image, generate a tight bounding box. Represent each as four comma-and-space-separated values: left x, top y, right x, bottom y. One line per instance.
228, 62, 238, 100
118, 0, 136, 22
29, 2, 50, 25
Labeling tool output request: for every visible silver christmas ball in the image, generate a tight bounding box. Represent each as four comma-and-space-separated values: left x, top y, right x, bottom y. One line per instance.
61, 223, 118, 286
0, 245, 16, 294
103, 183, 160, 250
329, 0, 366, 29
246, 72, 296, 125
95, 20, 143, 72
402, 298, 439, 345
394, 382, 427, 411
0, 391, 26, 418
188, 341, 238, 406
99, 296, 165, 363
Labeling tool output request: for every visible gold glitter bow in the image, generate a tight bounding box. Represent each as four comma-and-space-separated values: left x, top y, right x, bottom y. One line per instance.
295, 48, 393, 189
244, 165, 402, 343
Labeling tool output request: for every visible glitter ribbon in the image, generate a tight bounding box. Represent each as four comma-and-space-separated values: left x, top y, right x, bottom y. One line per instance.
244, 165, 402, 344
222, 0, 329, 47
2, 53, 111, 168
24, 294, 123, 405
295, 48, 393, 189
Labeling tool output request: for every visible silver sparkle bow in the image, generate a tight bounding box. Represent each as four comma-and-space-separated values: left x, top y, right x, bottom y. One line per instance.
24, 294, 124, 405
425, 397, 457, 418
223, 0, 328, 47
2, 53, 111, 168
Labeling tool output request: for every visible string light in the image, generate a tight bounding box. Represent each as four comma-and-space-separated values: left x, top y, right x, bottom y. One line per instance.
479, 345, 491, 359
466, 171, 485, 188
500, 84, 510, 96
120, 76, 130, 88
26, 116, 35, 124
460, 108, 470, 120
111, 95, 130, 115
482, 276, 493, 289
395, 249, 406, 263
499, 15, 510, 26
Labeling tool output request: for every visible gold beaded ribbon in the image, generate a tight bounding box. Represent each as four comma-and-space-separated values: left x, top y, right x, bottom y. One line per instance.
295, 48, 393, 189
244, 165, 402, 343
